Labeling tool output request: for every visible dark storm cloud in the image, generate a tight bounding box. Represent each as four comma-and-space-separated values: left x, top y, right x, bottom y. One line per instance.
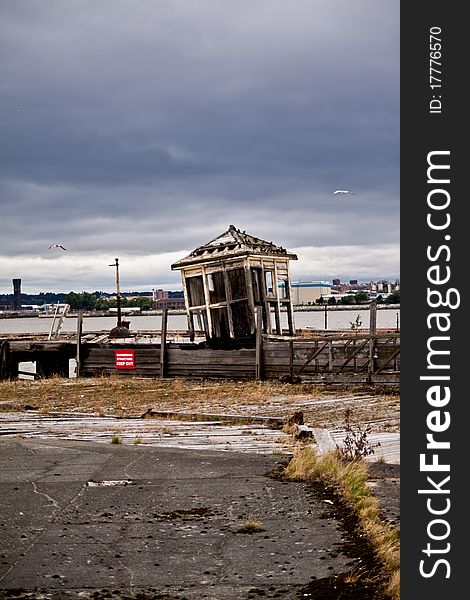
0, 0, 399, 292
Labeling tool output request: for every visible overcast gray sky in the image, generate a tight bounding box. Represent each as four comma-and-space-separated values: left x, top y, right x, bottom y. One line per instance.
0, 0, 399, 294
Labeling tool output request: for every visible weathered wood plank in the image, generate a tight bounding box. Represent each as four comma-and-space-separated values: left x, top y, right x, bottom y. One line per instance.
4, 332, 400, 383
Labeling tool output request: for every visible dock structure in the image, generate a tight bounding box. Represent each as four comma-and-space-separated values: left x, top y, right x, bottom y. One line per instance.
171, 225, 298, 342
0, 229, 400, 385
0, 331, 399, 384
0, 339, 74, 380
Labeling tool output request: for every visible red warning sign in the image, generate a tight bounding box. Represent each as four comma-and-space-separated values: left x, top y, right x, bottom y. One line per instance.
115, 350, 135, 369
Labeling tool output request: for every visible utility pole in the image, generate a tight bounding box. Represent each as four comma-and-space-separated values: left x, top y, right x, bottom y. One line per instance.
109, 258, 122, 327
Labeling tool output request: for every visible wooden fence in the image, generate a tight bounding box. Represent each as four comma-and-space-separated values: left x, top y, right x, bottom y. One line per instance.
2, 332, 399, 384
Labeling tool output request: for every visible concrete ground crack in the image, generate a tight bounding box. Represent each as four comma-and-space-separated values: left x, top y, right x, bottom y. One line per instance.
123, 454, 144, 479
31, 481, 61, 511
122, 562, 136, 597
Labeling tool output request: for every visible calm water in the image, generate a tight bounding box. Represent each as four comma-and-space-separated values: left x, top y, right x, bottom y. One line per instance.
0, 307, 400, 335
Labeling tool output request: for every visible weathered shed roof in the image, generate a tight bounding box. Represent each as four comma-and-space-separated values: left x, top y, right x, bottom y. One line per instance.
171, 225, 298, 269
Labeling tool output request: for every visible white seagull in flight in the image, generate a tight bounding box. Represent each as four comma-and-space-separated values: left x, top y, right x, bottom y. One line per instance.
332, 190, 355, 195
49, 244, 67, 251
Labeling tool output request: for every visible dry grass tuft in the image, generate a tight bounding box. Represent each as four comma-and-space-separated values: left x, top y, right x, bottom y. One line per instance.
386, 569, 400, 599
284, 448, 400, 600
237, 518, 264, 533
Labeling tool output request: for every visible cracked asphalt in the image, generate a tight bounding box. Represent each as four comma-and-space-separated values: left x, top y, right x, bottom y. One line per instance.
0, 438, 388, 599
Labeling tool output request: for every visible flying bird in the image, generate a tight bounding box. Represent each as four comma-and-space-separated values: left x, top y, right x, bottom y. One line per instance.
332, 190, 355, 195
49, 244, 67, 251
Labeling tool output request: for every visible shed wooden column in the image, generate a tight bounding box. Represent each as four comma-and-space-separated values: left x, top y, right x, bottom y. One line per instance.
273, 263, 282, 334
286, 261, 295, 335
181, 274, 195, 341
244, 260, 256, 335
200, 265, 213, 339
260, 265, 272, 334
222, 265, 235, 338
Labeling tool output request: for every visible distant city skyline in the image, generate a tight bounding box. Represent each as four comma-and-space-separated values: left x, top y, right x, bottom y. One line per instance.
0, 275, 400, 298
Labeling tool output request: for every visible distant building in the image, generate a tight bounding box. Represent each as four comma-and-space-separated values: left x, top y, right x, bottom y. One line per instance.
152, 289, 185, 309
282, 281, 332, 306
332, 278, 340, 286
376, 280, 397, 294
152, 289, 169, 302
0, 279, 22, 311
155, 297, 185, 309
12, 279, 21, 310
377, 281, 384, 293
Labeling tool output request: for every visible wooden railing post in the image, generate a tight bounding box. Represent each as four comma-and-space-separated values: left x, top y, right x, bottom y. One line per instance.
369, 302, 377, 376
0, 340, 15, 381
255, 306, 263, 381
75, 310, 83, 378
160, 308, 168, 378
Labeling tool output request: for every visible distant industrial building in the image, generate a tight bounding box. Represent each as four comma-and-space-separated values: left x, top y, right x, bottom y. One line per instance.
369, 280, 399, 294
0, 279, 22, 312
12, 279, 22, 310
281, 281, 332, 306
152, 289, 185, 310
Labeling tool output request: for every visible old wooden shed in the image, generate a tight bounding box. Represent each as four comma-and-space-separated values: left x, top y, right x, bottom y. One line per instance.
171, 225, 298, 342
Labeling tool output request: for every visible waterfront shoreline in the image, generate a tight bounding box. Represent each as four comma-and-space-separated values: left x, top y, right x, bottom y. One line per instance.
1, 303, 400, 319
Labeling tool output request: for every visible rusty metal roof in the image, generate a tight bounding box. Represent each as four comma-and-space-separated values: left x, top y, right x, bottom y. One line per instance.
171, 225, 298, 269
